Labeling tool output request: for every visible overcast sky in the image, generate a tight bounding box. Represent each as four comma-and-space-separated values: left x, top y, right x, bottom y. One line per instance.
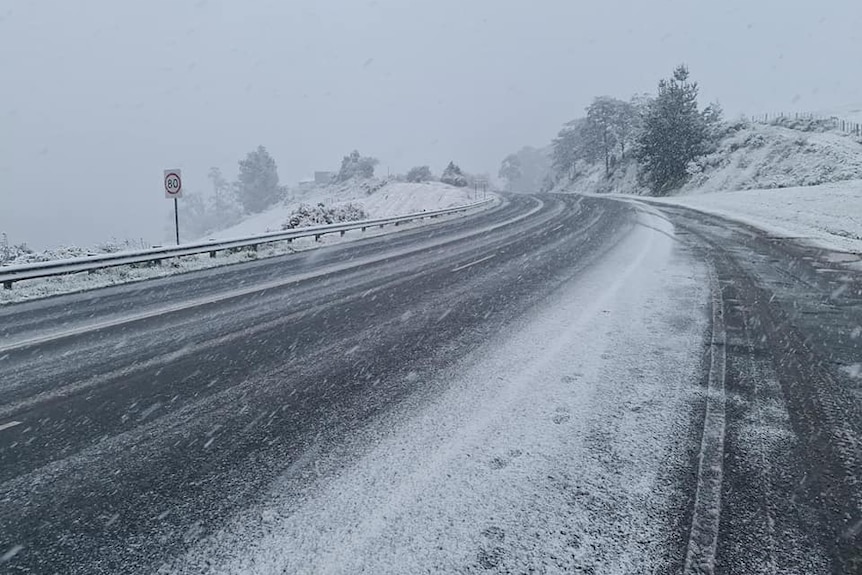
1, 0, 860, 248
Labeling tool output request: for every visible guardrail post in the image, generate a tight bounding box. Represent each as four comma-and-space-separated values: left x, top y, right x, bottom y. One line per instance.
210, 251, 217, 258
315, 234, 321, 242
340, 230, 346, 237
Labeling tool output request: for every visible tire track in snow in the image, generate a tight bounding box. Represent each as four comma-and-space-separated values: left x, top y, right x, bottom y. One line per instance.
658, 203, 858, 573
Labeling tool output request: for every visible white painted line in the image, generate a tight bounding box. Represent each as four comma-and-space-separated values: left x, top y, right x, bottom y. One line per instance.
0, 420, 22, 432
451, 254, 497, 273
684, 262, 727, 575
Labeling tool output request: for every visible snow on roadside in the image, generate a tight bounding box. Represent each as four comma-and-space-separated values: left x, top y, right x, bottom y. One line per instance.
642, 180, 862, 254
209, 181, 474, 240
358, 181, 481, 218
0, 187, 488, 306
164, 208, 710, 574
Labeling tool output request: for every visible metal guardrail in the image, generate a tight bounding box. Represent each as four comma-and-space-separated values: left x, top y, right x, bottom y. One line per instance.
0, 198, 494, 289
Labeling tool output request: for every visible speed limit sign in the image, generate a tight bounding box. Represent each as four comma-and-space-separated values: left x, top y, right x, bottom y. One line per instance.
164, 169, 183, 198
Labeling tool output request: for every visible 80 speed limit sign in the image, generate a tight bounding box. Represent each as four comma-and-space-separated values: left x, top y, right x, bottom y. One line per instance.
164, 169, 183, 198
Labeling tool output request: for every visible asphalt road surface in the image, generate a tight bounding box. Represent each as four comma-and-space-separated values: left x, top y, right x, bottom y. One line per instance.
0, 194, 859, 574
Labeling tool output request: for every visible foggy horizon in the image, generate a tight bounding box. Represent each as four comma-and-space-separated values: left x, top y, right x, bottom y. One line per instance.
2, 0, 860, 249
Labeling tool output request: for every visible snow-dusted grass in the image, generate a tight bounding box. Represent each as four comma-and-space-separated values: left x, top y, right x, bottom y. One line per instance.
360, 182, 481, 218
163, 209, 711, 574
644, 180, 862, 254
683, 122, 862, 194
211, 181, 475, 240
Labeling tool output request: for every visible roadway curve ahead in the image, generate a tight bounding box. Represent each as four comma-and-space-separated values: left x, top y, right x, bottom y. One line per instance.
0, 194, 858, 574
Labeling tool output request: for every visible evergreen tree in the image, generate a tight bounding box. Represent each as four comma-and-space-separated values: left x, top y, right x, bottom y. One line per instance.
237, 146, 282, 213
636, 65, 709, 195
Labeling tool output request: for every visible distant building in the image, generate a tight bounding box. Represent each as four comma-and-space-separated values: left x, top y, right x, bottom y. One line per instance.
314, 171, 334, 185
297, 177, 316, 190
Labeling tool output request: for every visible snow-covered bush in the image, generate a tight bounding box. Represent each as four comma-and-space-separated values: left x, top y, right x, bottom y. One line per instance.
0, 238, 148, 267
282, 203, 369, 230
0, 241, 34, 266
360, 179, 389, 195
405, 166, 433, 183
335, 150, 379, 182
767, 116, 838, 133
440, 162, 468, 187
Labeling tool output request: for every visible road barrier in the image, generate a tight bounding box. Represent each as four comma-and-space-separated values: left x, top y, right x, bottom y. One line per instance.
0, 199, 494, 289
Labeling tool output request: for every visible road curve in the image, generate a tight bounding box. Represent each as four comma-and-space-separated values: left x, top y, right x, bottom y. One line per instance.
3, 193, 857, 574
1, 194, 642, 573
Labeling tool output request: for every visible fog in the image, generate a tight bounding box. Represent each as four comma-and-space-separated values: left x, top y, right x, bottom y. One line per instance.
1, 0, 860, 249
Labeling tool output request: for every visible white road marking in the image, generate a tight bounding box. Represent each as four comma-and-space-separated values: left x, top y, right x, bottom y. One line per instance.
683, 263, 727, 575
0, 420, 22, 432
450, 254, 496, 273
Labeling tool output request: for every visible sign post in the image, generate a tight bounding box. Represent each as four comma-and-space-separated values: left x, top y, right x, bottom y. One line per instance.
164, 169, 183, 245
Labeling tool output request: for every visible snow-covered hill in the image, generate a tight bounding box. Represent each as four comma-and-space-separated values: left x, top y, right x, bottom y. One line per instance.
665, 116, 862, 254
558, 114, 862, 198
681, 119, 862, 194
209, 180, 475, 240
565, 112, 862, 255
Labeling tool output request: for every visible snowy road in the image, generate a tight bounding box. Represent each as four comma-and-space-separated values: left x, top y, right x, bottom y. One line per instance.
0, 194, 859, 574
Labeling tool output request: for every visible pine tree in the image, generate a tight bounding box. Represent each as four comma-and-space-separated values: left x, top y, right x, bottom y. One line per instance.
636, 65, 708, 195
237, 146, 282, 213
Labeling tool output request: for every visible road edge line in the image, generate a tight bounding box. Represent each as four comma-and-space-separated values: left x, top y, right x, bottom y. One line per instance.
683, 261, 727, 575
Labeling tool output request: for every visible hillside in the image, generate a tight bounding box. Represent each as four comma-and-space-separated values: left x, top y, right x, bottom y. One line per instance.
555, 115, 862, 197
210, 180, 475, 240
681, 119, 862, 194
